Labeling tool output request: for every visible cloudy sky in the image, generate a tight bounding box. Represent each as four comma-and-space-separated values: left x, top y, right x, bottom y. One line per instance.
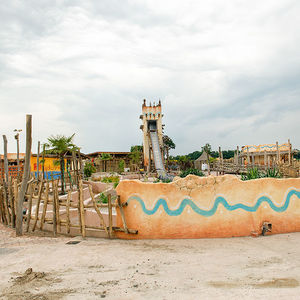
0, 0, 299, 155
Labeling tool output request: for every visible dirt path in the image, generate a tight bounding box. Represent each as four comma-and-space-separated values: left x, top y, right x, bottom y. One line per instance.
0, 224, 300, 299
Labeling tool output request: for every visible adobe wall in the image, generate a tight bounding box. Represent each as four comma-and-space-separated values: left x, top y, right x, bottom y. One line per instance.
116, 175, 300, 239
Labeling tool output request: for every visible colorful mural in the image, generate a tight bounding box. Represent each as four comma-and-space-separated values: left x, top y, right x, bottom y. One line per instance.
241, 143, 290, 153
116, 175, 300, 239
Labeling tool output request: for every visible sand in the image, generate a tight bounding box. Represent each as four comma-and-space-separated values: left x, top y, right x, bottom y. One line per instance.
0, 224, 300, 299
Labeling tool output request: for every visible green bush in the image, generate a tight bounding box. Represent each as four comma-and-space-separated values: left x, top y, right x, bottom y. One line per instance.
180, 168, 204, 178
264, 168, 282, 178
98, 193, 108, 203
84, 162, 96, 179
118, 159, 125, 173
242, 167, 282, 181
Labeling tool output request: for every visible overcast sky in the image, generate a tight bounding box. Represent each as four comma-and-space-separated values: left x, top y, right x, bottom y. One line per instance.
0, 0, 299, 155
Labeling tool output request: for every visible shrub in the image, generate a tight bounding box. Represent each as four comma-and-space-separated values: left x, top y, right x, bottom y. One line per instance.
118, 159, 125, 173
242, 167, 282, 181
265, 168, 282, 178
180, 168, 204, 178
97, 193, 108, 203
84, 162, 96, 179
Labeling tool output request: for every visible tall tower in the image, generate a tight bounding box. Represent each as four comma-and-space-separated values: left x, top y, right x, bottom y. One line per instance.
140, 99, 164, 172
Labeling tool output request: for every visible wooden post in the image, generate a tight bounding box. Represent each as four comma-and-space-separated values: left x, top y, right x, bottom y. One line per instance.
26, 183, 33, 232
3, 135, 9, 183
40, 181, 49, 230
0, 181, 8, 225
55, 181, 61, 233
252, 153, 255, 167
77, 150, 84, 180
8, 178, 16, 228
247, 147, 250, 166
88, 184, 108, 235
117, 195, 128, 234
264, 150, 267, 170
276, 141, 279, 165
206, 152, 210, 175
288, 139, 291, 165
52, 181, 57, 237
3, 135, 11, 225
66, 191, 71, 234
42, 144, 45, 179
32, 180, 44, 231
15, 132, 21, 180
79, 180, 86, 238
236, 146, 239, 166
72, 151, 79, 188
108, 194, 113, 238
16, 115, 32, 236
37, 141, 40, 181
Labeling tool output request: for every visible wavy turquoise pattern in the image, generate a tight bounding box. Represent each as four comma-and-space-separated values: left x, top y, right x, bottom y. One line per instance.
127, 189, 300, 217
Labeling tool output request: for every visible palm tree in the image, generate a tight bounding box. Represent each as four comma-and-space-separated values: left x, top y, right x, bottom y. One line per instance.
45, 134, 78, 194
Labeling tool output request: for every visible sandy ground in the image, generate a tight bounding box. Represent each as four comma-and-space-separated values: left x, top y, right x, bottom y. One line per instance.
0, 225, 300, 299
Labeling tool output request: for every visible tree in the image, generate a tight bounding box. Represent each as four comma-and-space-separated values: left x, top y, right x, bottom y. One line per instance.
129, 145, 143, 171
163, 135, 176, 170
45, 134, 78, 194
202, 143, 212, 154
178, 155, 193, 171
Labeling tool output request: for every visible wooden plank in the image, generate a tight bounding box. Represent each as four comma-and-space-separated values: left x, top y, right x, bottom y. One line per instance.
37, 141, 40, 181
52, 181, 57, 237
88, 184, 108, 235
26, 183, 34, 232
79, 180, 86, 238
117, 195, 129, 234
42, 144, 45, 179
32, 180, 44, 232
66, 191, 71, 234
288, 139, 291, 165
55, 181, 61, 233
9, 178, 16, 228
16, 114, 32, 236
40, 181, 49, 230
0, 183, 7, 225
108, 194, 113, 238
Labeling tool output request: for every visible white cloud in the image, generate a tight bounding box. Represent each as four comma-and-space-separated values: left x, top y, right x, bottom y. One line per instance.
0, 0, 299, 155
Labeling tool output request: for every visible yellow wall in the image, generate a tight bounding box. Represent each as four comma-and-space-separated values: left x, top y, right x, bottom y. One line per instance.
30, 156, 67, 172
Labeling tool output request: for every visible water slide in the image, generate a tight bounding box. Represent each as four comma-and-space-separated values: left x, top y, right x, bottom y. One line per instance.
148, 123, 167, 179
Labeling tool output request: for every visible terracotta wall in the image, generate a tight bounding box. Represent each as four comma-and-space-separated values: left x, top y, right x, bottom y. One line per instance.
116, 175, 300, 239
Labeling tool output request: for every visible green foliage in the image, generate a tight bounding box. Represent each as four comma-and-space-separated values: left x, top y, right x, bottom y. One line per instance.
180, 168, 205, 178
98, 193, 108, 203
45, 134, 78, 155
153, 178, 172, 183
242, 168, 282, 180
202, 143, 212, 154
163, 135, 176, 150
265, 168, 282, 178
84, 162, 96, 178
241, 167, 262, 180
186, 151, 201, 161
45, 133, 78, 194
130, 145, 143, 152
161, 178, 172, 183
101, 176, 120, 188
100, 153, 112, 161
129, 146, 142, 166
118, 160, 125, 173
294, 150, 300, 160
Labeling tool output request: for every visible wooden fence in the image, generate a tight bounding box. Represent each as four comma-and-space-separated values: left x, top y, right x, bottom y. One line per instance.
0, 178, 137, 238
